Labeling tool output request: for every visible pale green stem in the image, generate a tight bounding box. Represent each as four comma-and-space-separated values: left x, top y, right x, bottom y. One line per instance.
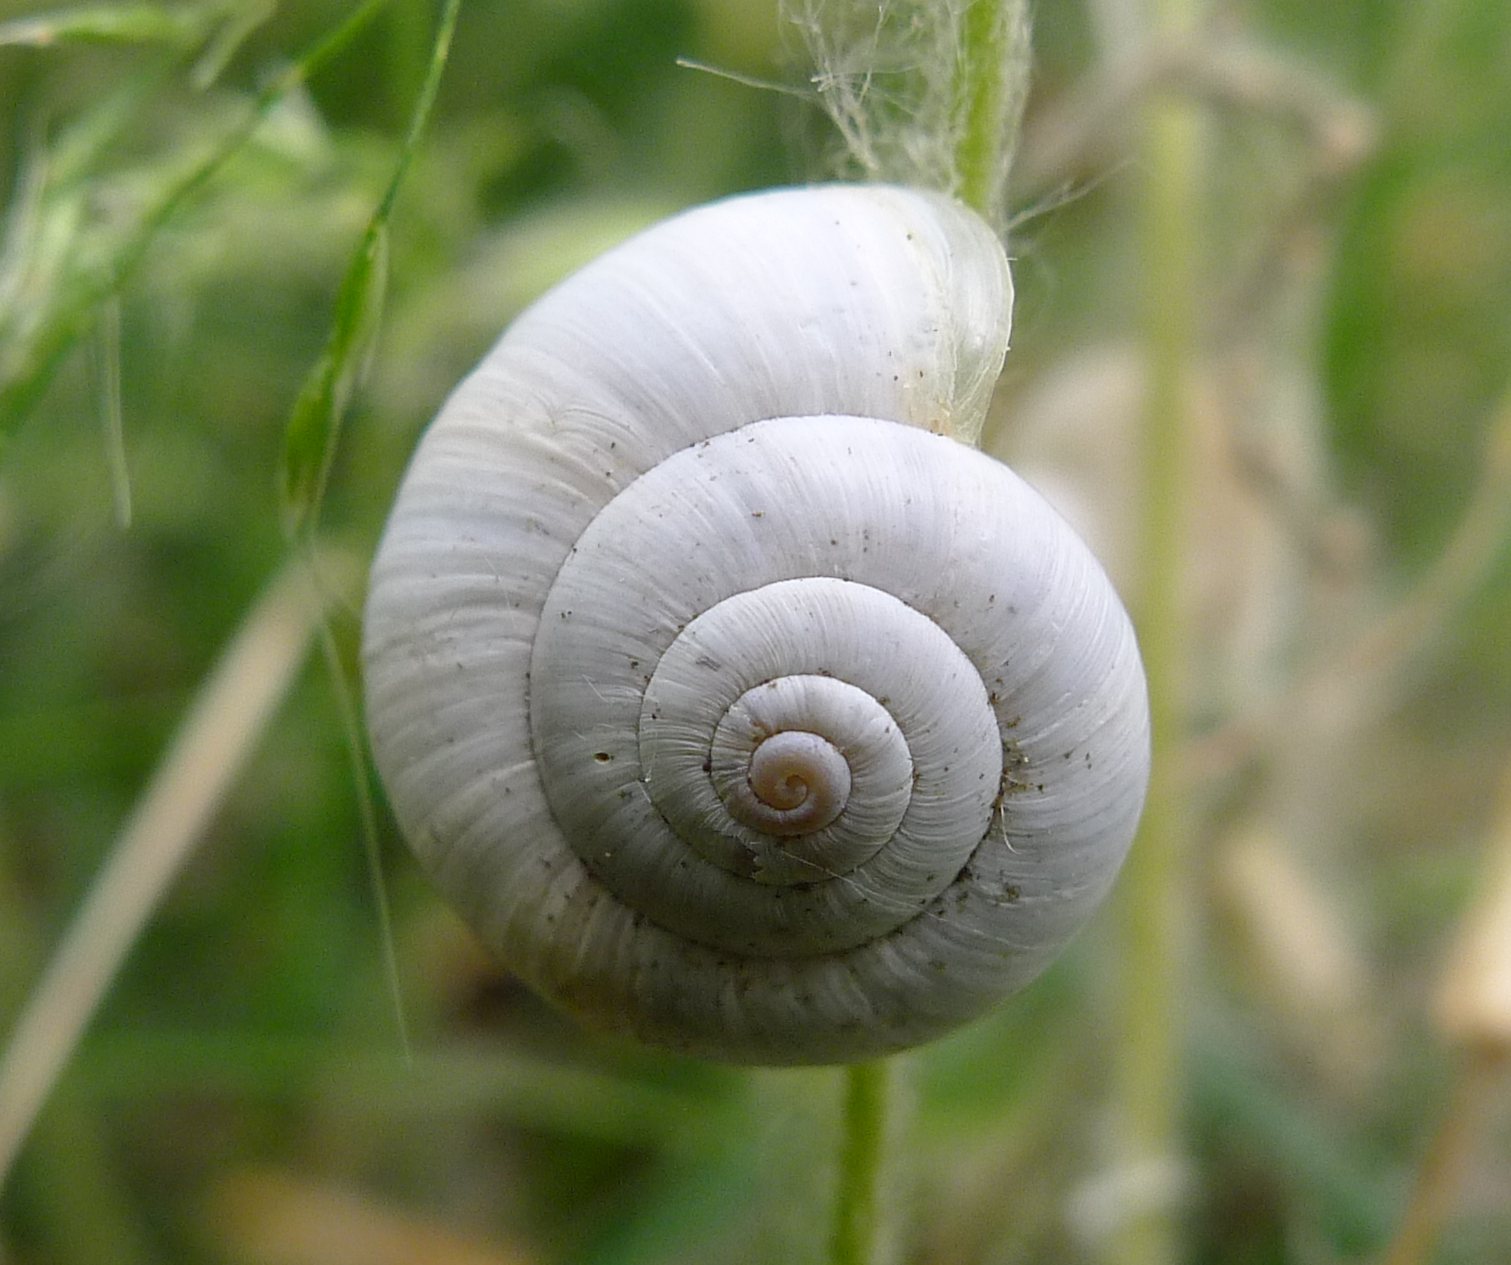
819, 7, 1026, 1264
1113, 2, 1203, 1263
954, 0, 1008, 222
953, 0, 1029, 228
830, 1060, 894, 1265
828, 4, 1027, 1251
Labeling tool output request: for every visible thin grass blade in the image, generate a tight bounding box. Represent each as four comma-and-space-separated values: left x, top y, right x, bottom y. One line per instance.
278, 0, 461, 539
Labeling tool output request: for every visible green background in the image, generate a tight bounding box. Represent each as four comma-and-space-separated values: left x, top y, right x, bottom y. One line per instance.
1, 1, 1509, 1262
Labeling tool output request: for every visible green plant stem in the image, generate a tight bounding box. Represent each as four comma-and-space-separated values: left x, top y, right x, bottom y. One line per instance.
815, 8, 1024, 1264
954, 0, 1008, 221
953, 0, 1029, 227
1114, 4, 1203, 1264
830, 1060, 893, 1265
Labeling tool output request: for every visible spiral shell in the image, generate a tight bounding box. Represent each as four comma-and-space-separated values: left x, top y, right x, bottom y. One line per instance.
363, 184, 1149, 1064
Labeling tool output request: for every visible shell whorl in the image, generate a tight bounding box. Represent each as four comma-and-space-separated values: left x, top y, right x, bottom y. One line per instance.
363, 184, 1150, 1064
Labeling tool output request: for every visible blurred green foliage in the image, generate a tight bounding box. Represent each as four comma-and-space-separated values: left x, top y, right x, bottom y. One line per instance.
1, 1, 1509, 1263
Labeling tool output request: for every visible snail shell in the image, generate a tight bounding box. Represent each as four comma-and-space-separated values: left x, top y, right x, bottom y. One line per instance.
363, 184, 1149, 1064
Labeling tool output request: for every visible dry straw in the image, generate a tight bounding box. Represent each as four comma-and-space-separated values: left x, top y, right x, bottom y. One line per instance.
0, 555, 351, 1191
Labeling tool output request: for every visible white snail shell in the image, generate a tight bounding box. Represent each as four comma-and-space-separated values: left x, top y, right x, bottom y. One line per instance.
363, 184, 1150, 1064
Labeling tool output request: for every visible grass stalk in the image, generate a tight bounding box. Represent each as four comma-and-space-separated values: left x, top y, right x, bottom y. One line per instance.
810, 4, 1029, 1261
830, 1059, 894, 1265
1113, 2, 1204, 1262
278, 0, 462, 1055
0, 554, 351, 1192
952, 0, 1030, 228
280, 0, 462, 539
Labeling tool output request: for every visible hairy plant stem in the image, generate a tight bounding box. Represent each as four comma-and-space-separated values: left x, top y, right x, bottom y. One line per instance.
953, 0, 1011, 224
830, 1060, 894, 1265
1114, 3, 1204, 1263
815, 6, 1027, 1263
